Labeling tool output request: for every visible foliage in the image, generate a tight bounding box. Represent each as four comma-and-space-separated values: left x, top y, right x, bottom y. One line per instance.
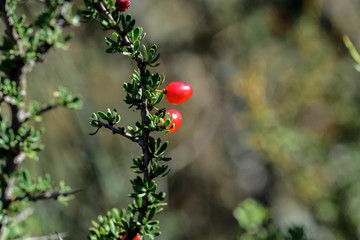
0, 0, 80, 239
237, 3, 360, 239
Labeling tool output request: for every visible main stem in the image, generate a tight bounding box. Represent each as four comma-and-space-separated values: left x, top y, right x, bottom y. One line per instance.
138, 64, 151, 184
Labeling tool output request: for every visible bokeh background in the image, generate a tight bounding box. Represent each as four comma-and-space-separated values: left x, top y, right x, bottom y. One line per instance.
14, 0, 360, 239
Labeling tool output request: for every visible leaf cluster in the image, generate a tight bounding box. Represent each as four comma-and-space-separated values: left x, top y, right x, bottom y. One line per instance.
90, 206, 162, 240
0, 123, 43, 161
15, 169, 74, 205
0, 78, 23, 105
123, 70, 165, 109
82, 1, 161, 67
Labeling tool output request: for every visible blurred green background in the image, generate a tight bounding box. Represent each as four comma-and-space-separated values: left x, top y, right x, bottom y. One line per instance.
13, 0, 360, 239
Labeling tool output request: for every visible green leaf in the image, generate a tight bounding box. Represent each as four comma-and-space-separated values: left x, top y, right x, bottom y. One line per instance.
343, 35, 360, 65
148, 207, 156, 220
156, 141, 168, 155
142, 45, 148, 61
133, 27, 141, 40
112, 32, 119, 40
91, 112, 98, 120
134, 40, 140, 52
106, 47, 117, 53
105, 37, 117, 46
98, 111, 107, 120
144, 90, 152, 100
115, 114, 121, 124
106, 108, 113, 120
136, 198, 142, 208
149, 137, 156, 153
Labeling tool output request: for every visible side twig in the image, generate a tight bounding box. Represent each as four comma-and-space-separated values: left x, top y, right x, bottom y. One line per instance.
13, 189, 82, 203
95, 120, 142, 144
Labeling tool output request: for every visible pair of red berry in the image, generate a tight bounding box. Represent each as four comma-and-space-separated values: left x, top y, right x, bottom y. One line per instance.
162, 82, 193, 133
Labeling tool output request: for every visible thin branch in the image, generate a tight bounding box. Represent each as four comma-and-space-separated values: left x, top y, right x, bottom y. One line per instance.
55, 232, 63, 240
13, 232, 67, 240
13, 189, 82, 203
13, 208, 34, 224
96, 120, 142, 144
0, 208, 34, 240
23, 103, 59, 123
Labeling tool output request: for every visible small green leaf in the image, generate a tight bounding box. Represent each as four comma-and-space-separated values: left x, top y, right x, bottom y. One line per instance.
98, 111, 107, 120
133, 27, 141, 40
134, 40, 140, 52
143, 45, 148, 61
148, 207, 156, 220
145, 90, 152, 100
156, 141, 168, 155
112, 32, 119, 40
115, 114, 121, 124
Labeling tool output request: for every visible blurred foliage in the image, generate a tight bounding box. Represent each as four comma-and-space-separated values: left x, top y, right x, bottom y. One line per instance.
234, 198, 310, 240
7, 0, 360, 239
234, 1, 360, 240
0, 0, 81, 239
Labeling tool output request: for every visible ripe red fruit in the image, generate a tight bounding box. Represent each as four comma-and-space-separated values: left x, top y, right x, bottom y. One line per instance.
121, 234, 142, 240
132, 235, 142, 240
165, 82, 193, 105
164, 110, 182, 133
115, 0, 131, 12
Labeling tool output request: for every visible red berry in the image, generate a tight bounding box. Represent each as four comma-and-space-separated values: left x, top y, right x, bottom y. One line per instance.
164, 110, 182, 133
115, 0, 131, 12
132, 235, 142, 240
165, 82, 193, 105
121, 234, 142, 240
